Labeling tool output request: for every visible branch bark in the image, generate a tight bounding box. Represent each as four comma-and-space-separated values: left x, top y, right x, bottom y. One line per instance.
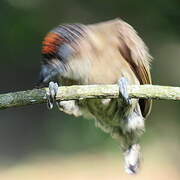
0, 84, 180, 110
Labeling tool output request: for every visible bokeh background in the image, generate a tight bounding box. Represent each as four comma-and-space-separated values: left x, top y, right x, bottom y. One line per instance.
0, 0, 180, 179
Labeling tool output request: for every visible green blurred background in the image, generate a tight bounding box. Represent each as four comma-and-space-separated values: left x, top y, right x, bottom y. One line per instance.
0, 0, 180, 179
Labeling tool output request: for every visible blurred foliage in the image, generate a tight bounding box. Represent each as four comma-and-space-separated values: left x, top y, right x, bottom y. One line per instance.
0, 0, 180, 165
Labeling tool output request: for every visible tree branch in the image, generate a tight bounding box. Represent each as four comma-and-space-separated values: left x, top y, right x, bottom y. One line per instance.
0, 84, 180, 110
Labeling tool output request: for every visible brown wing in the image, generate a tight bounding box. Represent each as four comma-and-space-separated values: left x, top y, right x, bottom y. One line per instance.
116, 19, 152, 118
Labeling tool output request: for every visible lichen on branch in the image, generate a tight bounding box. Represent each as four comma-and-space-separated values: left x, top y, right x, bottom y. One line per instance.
0, 84, 180, 110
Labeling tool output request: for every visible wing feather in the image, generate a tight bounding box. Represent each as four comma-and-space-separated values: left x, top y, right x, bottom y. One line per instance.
116, 19, 152, 118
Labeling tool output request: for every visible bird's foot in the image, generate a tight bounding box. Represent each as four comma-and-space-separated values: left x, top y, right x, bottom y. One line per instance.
118, 77, 132, 105
46, 81, 59, 109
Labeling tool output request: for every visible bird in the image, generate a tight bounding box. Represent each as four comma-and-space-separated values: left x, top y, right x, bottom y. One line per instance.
38, 18, 152, 174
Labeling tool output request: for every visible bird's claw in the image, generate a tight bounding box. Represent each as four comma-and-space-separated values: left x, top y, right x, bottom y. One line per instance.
46, 81, 59, 109
118, 77, 131, 105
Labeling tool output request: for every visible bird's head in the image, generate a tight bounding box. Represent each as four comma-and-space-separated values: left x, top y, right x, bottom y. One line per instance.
38, 24, 86, 85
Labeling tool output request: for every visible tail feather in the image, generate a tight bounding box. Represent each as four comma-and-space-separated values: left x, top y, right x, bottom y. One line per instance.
124, 144, 141, 174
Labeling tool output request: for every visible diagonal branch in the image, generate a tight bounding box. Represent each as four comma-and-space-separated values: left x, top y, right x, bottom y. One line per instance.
0, 84, 180, 110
